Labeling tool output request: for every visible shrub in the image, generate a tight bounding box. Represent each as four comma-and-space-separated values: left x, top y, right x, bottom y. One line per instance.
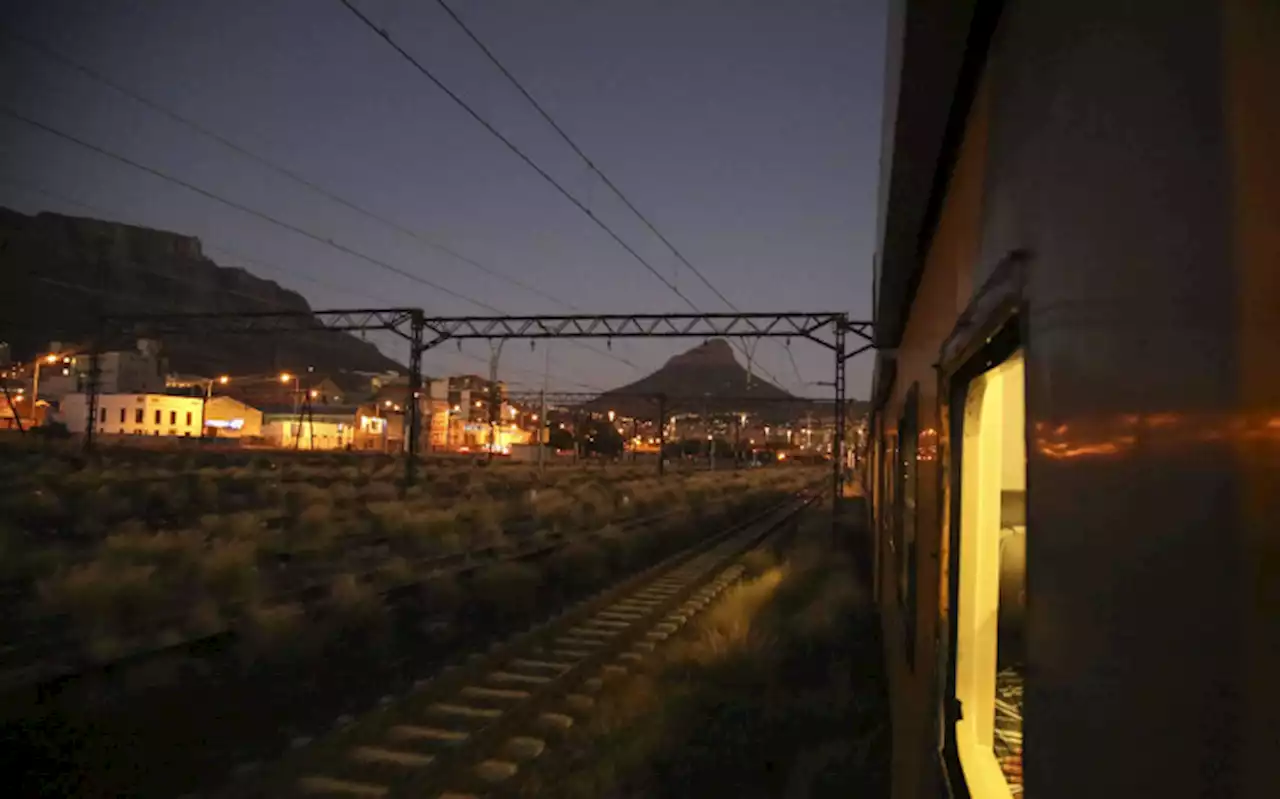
471, 561, 542, 623
597, 524, 643, 572
463, 505, 504, 549
283, 483, 333, 518
545, 541, 609, 595
369, 502, 410, 537
327, 573, 381, 627
375, 555, 414, 588
101, 528, 204, 578
417, 573, 463, 620
186, 598, 225, 637
240, 601, 308, 660
740, 548, 778, 578
360, 481, 398, 503
329, 481, 358, 505
38, 559, 164, 634
201, 539, 261, 605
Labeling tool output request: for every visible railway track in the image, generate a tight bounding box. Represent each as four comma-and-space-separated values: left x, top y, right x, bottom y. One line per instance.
0, 492, 769, 692
223, 488, 820, 798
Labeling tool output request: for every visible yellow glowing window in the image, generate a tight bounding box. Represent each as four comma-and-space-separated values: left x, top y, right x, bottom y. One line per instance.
956, 350, 1026, 797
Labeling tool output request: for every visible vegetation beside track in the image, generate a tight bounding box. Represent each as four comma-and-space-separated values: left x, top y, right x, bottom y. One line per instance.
0, 438, 823, 674
519, 502, 889, 799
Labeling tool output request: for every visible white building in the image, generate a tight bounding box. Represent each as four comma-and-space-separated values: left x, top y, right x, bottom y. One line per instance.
37, 339, 167, 401
60, 392, 204, 437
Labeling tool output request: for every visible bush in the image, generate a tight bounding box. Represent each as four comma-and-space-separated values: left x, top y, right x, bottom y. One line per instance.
360, 481, 399, 503
327, 573, 381, 627
101, 528, 204, 577
283, 483, 333, 518
740, 548, 778, 578
329, 481, 358, 505
545, 541, 609, 595
375, 555, 414, 588
369, 502, 410, 537
417, 573, 464, 620
471, 561, 542, 623
38, 559, 165, 634
201, 539, 260, 605
240, 601, 309, 661
597, 525, 644, 572
463, 505, 504, 549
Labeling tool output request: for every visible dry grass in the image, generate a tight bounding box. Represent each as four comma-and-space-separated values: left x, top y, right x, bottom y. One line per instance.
326, 573, 382, 627
545, 540, 610, 595
525, 516, 886, 799
200, 539, 261, 605
471, 561, 542, 623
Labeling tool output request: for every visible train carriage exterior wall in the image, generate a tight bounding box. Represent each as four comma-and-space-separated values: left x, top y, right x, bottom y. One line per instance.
870, 2, 1279, 799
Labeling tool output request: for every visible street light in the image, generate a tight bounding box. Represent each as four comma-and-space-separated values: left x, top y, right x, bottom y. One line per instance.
218, 375, 230, 385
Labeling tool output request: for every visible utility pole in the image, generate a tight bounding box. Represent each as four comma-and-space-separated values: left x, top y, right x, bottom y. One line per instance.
2, 381, 25, 433
487, 339, 504, 464
657, 393, 667, 477
734, 412, 744, 470
537, 344, 549, 475
630, 417, 638, 463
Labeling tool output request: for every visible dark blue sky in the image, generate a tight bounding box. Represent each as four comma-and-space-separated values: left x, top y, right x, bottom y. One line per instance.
1, 0, 885, 397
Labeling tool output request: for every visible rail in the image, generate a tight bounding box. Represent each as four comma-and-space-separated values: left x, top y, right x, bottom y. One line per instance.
223, 486, 822, 797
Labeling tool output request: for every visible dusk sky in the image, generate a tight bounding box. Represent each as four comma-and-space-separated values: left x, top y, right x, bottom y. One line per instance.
1, 0, 886, 397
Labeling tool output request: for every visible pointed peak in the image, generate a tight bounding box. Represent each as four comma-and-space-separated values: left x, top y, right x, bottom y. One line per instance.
665, 338, 738, 368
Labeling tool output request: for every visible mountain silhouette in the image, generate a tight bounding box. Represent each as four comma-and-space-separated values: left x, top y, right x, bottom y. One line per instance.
583, 339, 810, 420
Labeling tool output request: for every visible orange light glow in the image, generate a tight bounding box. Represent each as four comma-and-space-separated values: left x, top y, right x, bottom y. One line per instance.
279, 373, 292, 383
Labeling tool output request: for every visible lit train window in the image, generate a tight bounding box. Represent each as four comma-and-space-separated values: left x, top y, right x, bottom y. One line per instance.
955, 350, 1025, 797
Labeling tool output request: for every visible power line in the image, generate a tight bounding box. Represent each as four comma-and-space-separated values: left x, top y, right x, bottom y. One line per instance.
0, 175, 615, 390
432, 0, 739, 312
0, 28, 565, 312
431, 0, 809, 391
2, 29, 644, 375
785, 342, 807, 390
1, 106, 506, 312
338, 0, 697, 308
338, 0, 783, 386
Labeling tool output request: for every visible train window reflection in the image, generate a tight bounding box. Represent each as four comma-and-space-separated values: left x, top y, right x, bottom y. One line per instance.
956, 350, 1025, 797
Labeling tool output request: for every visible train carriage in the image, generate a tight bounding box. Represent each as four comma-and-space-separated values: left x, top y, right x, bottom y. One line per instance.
867, 2, 1279, 798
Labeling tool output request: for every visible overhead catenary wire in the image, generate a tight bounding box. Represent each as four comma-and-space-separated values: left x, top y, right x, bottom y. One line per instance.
341, 0, 786, 388
432, 0, 740, 312
432, 0, 812, 393
338, 0, 695, 308
1, 29, 644, 375
1, 176, 602, 390
0, 29, 558, 312
0, 107, 507, 314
